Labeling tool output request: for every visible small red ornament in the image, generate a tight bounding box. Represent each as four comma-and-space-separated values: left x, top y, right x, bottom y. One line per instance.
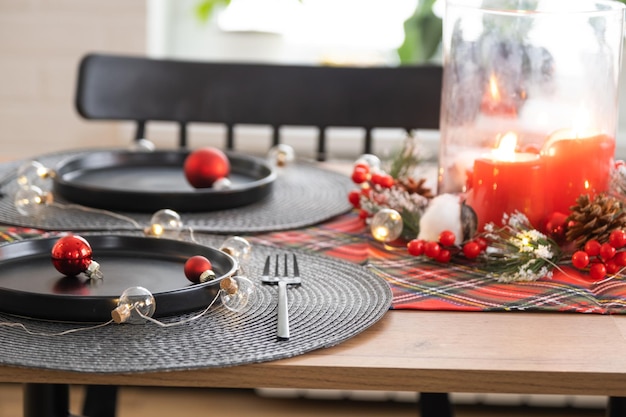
184, 255, 215, 284
51, 234, 102, 279
543, 212, 568, 242
184, 147, 231, 188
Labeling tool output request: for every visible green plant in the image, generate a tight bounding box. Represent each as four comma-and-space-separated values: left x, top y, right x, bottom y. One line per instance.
195, 0, 231, 23
397, 0, 442, 64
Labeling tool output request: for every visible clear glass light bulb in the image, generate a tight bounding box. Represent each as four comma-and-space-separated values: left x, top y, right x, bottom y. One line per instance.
220, 276, 255, 313
213, 177, 232, 190
112, 286, 156, 324
355, 154, 381, 171
16, 160, 54, 191
370, 208, 403, 242
267, 144, 295, 168
130, 138, 156, 152
219, 236, 252, 267
146, 209, 183, 238
14, 185, 48, 217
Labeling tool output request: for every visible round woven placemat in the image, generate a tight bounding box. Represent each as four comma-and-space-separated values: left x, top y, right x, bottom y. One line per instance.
0, 237, 392, 373
0, 150, 353, 233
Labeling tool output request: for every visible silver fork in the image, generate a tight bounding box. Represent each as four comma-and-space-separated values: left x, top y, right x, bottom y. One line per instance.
261, 253, 301, 340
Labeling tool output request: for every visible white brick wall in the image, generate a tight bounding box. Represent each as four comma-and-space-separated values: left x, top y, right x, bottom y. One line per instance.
0, 0, 146, 160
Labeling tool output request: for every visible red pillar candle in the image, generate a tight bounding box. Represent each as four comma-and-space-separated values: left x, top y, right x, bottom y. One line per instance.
541, 130, 615, 216
466, 133, 546, 231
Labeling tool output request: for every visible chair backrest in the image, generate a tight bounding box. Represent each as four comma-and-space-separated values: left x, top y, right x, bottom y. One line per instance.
75, 53, 442, 161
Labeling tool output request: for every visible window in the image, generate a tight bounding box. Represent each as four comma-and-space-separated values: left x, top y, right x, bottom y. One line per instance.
147, 0, 419, 65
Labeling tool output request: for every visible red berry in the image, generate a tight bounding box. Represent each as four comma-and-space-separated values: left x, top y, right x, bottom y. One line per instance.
584, 240, 602, 257
348, 190, 361, 208
370, 172, 385, 186
358, 209, 369, 220
609, 230, 626, 249
600, 243, 617, 261
462, 241, 481, 259
351, 167, 369, 184
424, 241, 441, 259
407, 239, 426, 256
474, 237, 488, 251
353, 162, 370, 172
571, 251, 590, 269
379, 175, 395, 188
606, 260, 620, 275
589, 262, 607, 281
435, 249, 451, 263
438, 230, 456, 247
615, 251, 626, 267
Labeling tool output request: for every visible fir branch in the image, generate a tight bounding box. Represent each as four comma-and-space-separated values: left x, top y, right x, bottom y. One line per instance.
475, 212, 562, 282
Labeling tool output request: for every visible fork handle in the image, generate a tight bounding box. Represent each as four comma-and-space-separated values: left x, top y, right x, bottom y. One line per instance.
277, 280, 290, 340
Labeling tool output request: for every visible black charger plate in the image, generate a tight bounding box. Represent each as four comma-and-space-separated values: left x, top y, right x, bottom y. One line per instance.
52, 150, 276, 212
0, 235, 238, 322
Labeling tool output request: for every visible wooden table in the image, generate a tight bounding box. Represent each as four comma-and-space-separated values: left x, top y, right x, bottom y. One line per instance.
2, 310, 626, 416
2, 160, 626, 416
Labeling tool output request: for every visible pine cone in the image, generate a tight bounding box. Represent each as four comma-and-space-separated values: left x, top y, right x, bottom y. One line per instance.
565, 194, 626, 248
396, 177, 434, 199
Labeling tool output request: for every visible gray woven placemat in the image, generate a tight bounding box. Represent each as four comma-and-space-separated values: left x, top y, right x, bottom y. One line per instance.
0, 236, 392, 373
0, 150, 353, 233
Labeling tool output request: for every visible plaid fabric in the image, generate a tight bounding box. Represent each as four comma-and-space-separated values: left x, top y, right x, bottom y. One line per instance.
251, 212, 626, 314
3, 212, 626, 314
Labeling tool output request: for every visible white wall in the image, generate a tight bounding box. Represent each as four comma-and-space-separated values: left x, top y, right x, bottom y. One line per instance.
0, 0, 146, 161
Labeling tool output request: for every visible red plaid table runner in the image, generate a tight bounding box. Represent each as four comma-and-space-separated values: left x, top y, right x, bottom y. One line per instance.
3, 213, 626, 314
250, 212, 626, 314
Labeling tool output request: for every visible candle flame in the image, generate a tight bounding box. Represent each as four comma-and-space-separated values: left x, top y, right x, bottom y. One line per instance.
492, 132, 518, 162
489, 74, 501, 101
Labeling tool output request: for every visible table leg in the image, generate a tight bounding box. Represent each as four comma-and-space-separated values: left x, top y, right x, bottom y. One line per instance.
23, 383, 73, 417
607, 397, 626, 417
419, 392, 454, 417
82, 385, 118, 417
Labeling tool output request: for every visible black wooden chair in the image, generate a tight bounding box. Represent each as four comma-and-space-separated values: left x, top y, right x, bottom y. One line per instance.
74, 53, 442, 161
24, 53, 447, 417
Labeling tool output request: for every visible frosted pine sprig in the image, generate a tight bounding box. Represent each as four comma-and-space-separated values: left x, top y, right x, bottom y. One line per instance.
477, 212, 562, 282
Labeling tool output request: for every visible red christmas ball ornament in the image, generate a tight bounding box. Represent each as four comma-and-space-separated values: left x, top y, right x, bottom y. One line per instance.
184, 255, 216, 284
543, 211, 568, 242
50, 234, 102, 279
184, 147, 231, 188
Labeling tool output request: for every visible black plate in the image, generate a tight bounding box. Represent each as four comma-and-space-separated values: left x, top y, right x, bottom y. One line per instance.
0, 235, 238, 322
52, 150, 276, 212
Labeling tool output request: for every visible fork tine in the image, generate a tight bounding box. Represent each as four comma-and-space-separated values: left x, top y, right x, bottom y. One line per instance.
284, 254, 289, 276
262, 255, 271, 276
292, 253, 300, 277
274, 254, 280, 276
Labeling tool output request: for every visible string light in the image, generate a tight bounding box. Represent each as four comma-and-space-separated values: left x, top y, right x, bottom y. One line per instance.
267, 144, 295, 168
144, 209, 183, 238
370, 208, 403, 242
